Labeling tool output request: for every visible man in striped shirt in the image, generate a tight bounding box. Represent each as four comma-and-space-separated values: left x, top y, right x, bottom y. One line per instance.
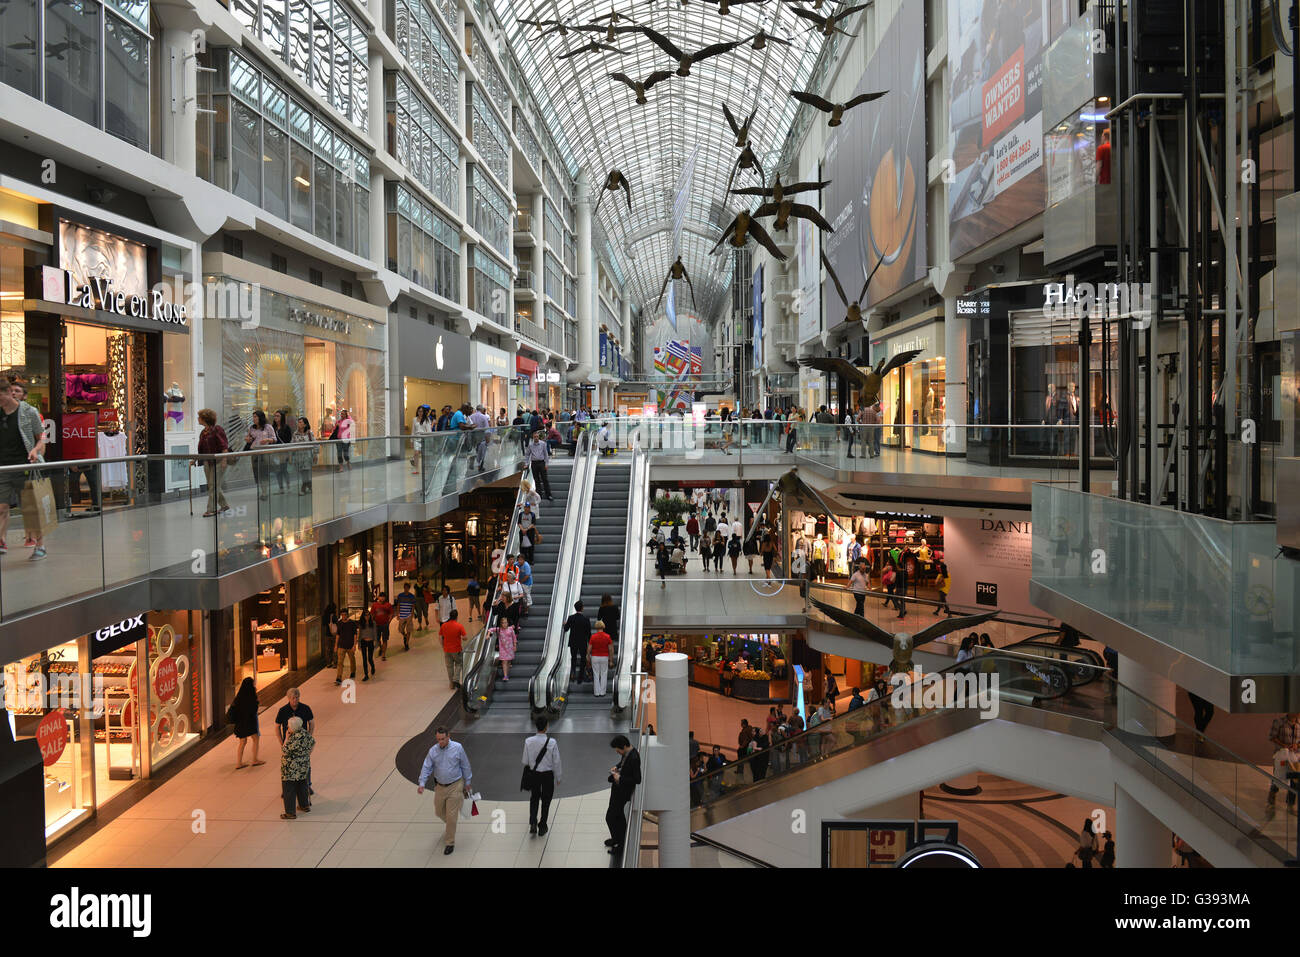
394, 582, 419, 651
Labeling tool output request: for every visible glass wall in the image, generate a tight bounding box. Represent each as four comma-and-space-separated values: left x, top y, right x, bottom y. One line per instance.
386, 183, 460, 301
544, 252, 562, 301
385, 72, 459, 212
468, 246, 509, 322
468, 26, 509, 117
467, 164, 510, 258
228, 0, 368, 130
543, 198, 563, 250
468, 82, 510, 188
198, 49, 371, 257
388, 0, 458, 122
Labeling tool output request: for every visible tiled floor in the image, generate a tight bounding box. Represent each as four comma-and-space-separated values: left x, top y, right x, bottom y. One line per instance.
53, 617, 616, 869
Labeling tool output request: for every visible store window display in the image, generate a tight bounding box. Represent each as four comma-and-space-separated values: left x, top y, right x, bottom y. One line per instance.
237, 583, 291, 689
144, 612, 203, 772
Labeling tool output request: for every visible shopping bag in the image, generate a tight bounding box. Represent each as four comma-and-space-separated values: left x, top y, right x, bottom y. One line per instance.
20, 477, 58, 540
460, 791, 482, 820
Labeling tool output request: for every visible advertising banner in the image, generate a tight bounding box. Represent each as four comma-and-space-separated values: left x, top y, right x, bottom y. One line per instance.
752, 265, 763, 370
822, 2, 927, 326
797, 216, 821, 343
947, 0, 1066, 259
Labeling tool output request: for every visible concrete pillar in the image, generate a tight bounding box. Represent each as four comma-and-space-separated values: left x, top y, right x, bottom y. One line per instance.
930, 264, 973, 455
1118, 655, 1177, 737
1116, 785, 1172, 867
573, 170, 597, 405
654, 652, 691, 868
532, 192, 544, 299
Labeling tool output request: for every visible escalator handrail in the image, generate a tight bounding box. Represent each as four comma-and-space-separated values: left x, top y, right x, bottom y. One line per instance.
614, 441, 649, 715
460, 465, 532, 712
532, 430, 597, 712
804, 580, 1059, 632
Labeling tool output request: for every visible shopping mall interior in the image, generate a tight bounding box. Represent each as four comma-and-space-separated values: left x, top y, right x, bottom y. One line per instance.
0, 0, 1298, 887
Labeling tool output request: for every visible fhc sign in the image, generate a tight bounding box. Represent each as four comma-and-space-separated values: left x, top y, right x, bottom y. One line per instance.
975, 581, 998, 607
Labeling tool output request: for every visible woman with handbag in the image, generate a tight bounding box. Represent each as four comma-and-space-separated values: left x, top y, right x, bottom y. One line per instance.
228, 676, 265, 769
271, 410, 293, 491
334, 408, 355, 471
245, 409, 278, 500
196, 408, 230, 517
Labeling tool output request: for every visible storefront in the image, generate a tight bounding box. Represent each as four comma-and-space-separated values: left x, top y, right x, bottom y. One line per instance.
515, 353, 538, 411
4, 609, 208, 845
208, 567, 324, 709
541, 369, 563, 412
473, 340, 512, 415
391, 486, 514, 589
322, 528, 389, 620
871, 317, 946, 453
203, 270, 386, 445
646, 632, 795, 702
395, 314, 471, 429
7, 213, 197, 500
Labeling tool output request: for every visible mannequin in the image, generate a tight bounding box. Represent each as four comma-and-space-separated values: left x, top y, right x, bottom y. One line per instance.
164, 382, 185, 431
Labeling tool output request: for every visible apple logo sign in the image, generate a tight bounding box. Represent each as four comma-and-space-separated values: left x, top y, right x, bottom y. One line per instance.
435, 335, 444, 370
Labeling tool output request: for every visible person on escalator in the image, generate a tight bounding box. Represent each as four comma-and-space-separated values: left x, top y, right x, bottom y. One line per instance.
589, 621, 613, 696
564, 601, 592, 680
598, 594, 620, 649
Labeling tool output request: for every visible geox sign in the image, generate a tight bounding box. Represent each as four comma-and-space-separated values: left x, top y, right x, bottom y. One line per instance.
92, 613, 148, 657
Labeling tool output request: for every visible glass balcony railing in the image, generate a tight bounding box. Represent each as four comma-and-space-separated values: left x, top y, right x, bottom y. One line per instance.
567, 416, 1101, 484
0, 428, 527, 622
1031, 485, 1298, 674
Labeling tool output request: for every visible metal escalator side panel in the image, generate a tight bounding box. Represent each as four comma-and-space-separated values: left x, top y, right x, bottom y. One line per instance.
615, 447, 649, 715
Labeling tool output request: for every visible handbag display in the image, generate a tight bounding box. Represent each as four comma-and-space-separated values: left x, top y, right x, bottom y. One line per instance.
520, 735, 551, 791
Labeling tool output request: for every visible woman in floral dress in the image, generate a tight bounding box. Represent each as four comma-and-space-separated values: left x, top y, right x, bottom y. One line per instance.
496, 620, 517, 683
280, 716, 315, 819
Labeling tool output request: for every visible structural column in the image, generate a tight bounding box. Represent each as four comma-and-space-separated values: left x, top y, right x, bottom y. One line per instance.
573, 170, 598, 407
161, 29, 198, 172
1115, 785, 1172, 867
652, 652, 691, 868
1117, 655, 1177, 738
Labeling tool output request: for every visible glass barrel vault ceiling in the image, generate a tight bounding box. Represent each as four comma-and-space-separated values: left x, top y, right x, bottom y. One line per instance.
496, 0, 834, 324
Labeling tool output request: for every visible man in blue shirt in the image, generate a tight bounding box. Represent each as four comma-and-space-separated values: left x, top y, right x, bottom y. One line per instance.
394, 582, 419, 650
448, 404, 467, 431
416, 726, 474, 855
515, 552, 533, 612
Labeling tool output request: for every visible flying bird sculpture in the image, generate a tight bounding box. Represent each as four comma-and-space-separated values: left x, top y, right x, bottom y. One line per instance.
731, 174, 830, 203
559, 40, 625, 58
791, 1, 870, 37
630, 26, 746, 76
790, 88, 888, 126
657, 256, 697, 310
722, 102, 758, 148
713, 209, 787, 261
819, 251, 883, 325
723, 144, 766, 196
609, 69, 674, 104
592, 169, 633, 217
748, 29, 792, 50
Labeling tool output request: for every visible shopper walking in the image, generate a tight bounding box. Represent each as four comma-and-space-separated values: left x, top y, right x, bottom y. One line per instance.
760, 533, 776, 580
598, 593, 620, 650
496, 616, 517, 682
849, 562, 869, 617
416, 727, 474, 855
290, 416, 316, 493
334, 408, 355, 470
604, 734, 641, 855
466, 575, 482, 623
394, 582, 418, 650
934, 562, 952, 616
518, 503, 536, 563
371, 592, 394, 660
271, 410, 293, 491
273, 686, 315, 798
522, 717, 562, 835
712, 534, 725, 572
279, 716, 315, 819
245, 409, 278, 500
358, 608, 378, 680
527, 432, 554, 500
686, 512, 700, 551
439, 608, 466, 688
228, 676, 264, 769
436, 584, 456, 629
332, 607, 358, 685
195, 408, 231, 517
415, 576, 432, 630
728, 532, 742, 573
1266, 712, 1300, 809
589, 619, 613, 696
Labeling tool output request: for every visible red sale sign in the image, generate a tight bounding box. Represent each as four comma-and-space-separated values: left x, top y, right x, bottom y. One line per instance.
36, 709, 68, 766
981, 46, 1025, 147
154, 657, 179, 701
61, 412, 98, 460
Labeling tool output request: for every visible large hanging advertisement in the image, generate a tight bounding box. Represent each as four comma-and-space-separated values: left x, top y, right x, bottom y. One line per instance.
821, 1, 927, 328
947, 0, 1065, 260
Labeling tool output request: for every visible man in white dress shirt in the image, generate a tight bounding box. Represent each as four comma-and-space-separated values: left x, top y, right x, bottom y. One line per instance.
522, 717, 562, 835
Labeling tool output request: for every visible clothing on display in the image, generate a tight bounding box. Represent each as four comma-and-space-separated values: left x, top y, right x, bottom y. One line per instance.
97, 428, 128, 489
164, 383, 186, 429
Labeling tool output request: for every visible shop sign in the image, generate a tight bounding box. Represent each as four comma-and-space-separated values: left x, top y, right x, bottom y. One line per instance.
975, 581, 998, 606
36, 709, 68, 766
955, 297, 989, 317
92, 612, 148, 657
395, 554, 416, 573
288, 305, 350, 336
41, 266, 188, 326
154, 657, 179, 701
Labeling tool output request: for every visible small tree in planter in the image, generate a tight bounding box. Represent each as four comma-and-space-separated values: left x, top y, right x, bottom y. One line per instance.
651, 495, 691, 527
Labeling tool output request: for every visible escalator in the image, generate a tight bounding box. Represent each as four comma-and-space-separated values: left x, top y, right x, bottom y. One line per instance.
482, 463, 573, 716
564, 460, 632, 711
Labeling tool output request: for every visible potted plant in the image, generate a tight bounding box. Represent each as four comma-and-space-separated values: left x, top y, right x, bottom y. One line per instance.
733, 669, 772, 700
650, 495, 691, 528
